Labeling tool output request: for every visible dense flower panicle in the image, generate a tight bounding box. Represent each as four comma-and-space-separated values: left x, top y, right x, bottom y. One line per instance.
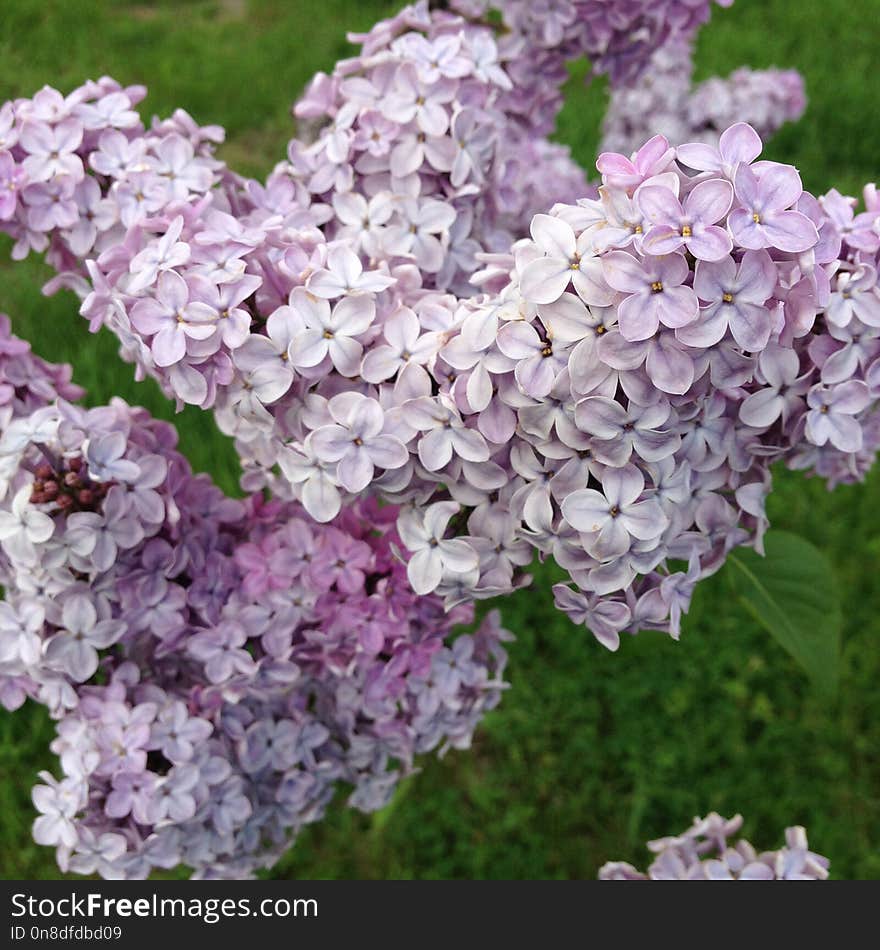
0, 319, 510, 878
3, 33, 880, 653
600, 35, 806, 157
448, 1, 732, 89
0, 0, 867, 882
0, 77, 221, 271
599, 813, 829, 880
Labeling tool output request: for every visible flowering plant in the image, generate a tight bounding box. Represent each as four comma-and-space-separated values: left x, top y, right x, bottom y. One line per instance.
0, 316, 510, 878
0, 0, 871, 877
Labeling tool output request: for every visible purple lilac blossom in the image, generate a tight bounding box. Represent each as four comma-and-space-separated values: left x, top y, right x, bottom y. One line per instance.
0, 318, 511, 879
599, 813, 829, 880
1, 3, 880, 672
600, 34, 806, 158
2, 47, 880, 656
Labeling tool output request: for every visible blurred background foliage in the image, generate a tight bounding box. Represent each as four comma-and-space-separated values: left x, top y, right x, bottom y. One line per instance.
1, 0, 878, 878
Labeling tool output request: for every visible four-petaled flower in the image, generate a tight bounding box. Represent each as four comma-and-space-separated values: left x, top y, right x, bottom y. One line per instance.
729, 163, 819, 253
288, 289, 375, 376
562, 465, 668, 559
397, 501, 479, 595
310, 394, 409, 492
677, 250, 777, 351
130, 270, 217, 367
638, 178, 733, 261
603, 251, 698, 341
519, 214, 612, 306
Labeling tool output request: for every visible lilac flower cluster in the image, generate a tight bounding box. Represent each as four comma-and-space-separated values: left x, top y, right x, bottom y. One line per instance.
0, 319, 510, 878
0, 77, 223, 272
0, 0, 862, 882
4, 44, 880, 653
448, 0, 732, 88
599, 813, 829, 879
291, 0, 595, 296
600, 35, 806, 156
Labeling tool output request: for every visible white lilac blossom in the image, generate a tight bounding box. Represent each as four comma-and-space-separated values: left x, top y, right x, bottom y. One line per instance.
0, 319, 511, 879
599, 813, 829, 880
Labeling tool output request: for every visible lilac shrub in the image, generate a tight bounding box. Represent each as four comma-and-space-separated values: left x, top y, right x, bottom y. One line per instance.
0, 318, 510, 878
599, 813, 829, 880
0, 0, 865, 877
2, 46, 880, 654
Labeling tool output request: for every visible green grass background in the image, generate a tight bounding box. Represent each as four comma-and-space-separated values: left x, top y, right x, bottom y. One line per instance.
1, 0, 879, 879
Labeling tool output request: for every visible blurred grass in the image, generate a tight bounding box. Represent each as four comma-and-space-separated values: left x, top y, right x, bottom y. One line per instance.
1, 0, 879, 879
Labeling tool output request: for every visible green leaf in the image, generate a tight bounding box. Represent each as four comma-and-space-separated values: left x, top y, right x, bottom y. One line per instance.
727, 531, 841, 694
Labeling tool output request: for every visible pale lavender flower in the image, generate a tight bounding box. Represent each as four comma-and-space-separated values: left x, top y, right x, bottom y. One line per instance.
678, 249, 777, 351
519, 214, 611, 306
127, 216, 191, 293
32, 772, 83, 848
307, 243, 395, 297
639, 178, 733, 261
384, 198, 456, 273
0, 485, 55, 563
805, 381, 871, 452
360, 306, 440, 382
562, 465, 668, 559
729, 163, 819, 253
739, 344, 810, 427
288, 291, 374, 376
83, 431, 142, 482
44, 596, 125, 682
826, 266, 880, 329
603, 251, 698, 341
19, 119, 83, 182
553, 584, 632, 651
403, 395, 490, 471
575, 396, 680, 465
130, 271, 217, 367
677, 122, 763, 178
309, 394, 408, 492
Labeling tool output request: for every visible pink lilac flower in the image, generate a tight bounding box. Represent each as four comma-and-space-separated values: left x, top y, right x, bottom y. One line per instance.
130, 271, 217, 367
